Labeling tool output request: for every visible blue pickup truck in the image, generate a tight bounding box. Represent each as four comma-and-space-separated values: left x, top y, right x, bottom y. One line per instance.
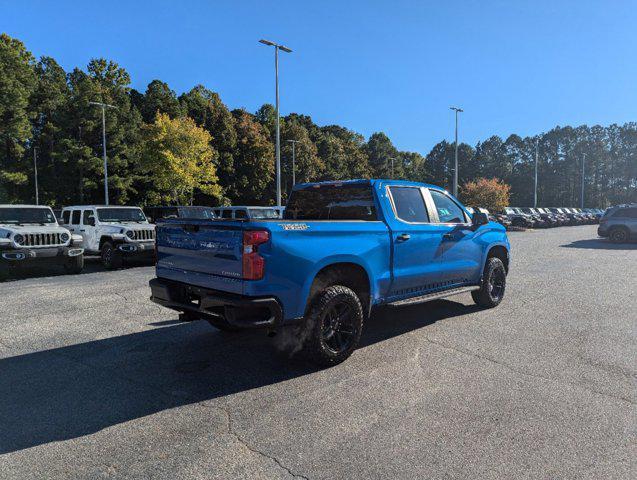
150, 179, 510, 365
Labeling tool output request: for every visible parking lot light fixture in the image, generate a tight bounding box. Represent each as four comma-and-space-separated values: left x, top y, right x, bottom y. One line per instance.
287, 139, 299, 186
259, 39, 293, 207
89, 101, 117, 206
450, 106, 463, 197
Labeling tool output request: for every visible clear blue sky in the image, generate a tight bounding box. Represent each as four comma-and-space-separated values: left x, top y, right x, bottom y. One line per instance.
3, 0, 636, 154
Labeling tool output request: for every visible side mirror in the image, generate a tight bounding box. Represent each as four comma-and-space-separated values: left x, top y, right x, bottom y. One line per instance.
471, 211, 489, 230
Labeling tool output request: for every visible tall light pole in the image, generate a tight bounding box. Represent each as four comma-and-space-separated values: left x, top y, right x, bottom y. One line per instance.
534, 138, 539, 208
287, 139, 299, 186
33, 147, 39, 205
89, 101, 116, 205
259, 39, 292, 207
450, 106, 463, 197
581, 153, 586, 208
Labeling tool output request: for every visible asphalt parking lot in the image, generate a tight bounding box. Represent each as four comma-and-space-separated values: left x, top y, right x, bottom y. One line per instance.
1, 225, 635, 479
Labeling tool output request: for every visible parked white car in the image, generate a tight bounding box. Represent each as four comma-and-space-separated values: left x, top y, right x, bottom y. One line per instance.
60, 205, 155, 269
0, 204, 84, 280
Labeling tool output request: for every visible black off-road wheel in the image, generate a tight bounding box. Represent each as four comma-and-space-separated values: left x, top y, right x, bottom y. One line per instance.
101, 242, 122, 270
472, 257, 507, 308
302, 285, 364, 367
64, 254, 84, 274
609, 227, 629, 244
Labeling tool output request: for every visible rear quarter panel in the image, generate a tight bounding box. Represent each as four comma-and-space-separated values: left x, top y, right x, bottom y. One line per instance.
247, 220, 391, 320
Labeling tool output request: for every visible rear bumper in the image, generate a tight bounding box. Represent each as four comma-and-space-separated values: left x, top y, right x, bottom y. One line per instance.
0, 246, 83, 262
149, 277, 283, 329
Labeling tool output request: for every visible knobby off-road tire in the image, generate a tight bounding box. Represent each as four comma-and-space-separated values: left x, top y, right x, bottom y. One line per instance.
472, 257, 507, 308
302, 285, 364, 367
101, 242, 122, 270
64, 254, 84, 274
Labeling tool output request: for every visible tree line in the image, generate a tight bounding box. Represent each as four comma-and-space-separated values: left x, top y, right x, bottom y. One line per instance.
1, 33, 635, 209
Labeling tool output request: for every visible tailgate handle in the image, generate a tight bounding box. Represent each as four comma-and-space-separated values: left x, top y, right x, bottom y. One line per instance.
183, 224, 200, 233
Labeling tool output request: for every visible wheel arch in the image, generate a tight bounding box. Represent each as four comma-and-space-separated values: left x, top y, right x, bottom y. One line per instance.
305, 261, 372, 318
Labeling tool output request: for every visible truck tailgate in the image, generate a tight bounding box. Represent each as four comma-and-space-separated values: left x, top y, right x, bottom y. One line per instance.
155, 220, 245, 294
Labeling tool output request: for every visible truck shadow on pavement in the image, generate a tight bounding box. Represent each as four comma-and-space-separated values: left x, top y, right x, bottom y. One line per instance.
0, 299, 472, 454
561, 239, 637, 250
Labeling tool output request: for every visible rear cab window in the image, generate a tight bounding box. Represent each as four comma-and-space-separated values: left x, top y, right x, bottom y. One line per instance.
284, 183, 377, 220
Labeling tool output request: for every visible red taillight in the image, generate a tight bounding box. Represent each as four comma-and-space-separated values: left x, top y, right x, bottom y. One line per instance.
242, 230, 269, 280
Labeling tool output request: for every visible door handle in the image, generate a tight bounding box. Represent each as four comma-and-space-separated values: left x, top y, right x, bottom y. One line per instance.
397, 233, 410, 242
442, 232, 454, 239
80, 230, 85, 232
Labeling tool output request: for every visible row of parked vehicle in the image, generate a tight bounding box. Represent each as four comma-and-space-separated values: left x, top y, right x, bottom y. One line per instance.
0, 203, 285, 280
466, 206, 605, 230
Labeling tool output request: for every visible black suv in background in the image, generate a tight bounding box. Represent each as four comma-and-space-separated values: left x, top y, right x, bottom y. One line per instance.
502, 207, 534, 228
598, 204, 637, 242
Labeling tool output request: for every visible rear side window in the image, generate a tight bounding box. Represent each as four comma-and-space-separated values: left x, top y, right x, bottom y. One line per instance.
389, 186, 429, 222
430, 190, 467, 223
221, 209, 233, 219
611, 207, 637, 218
284, 184, 377, 220
71, 210, 81, 225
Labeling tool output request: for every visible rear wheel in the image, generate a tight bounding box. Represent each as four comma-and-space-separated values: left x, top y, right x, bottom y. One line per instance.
101, 242, 122, 269
609, 227, 629, 243
472, 257, 507, 308
64, 254, 84, 274
302, 285, 364, 367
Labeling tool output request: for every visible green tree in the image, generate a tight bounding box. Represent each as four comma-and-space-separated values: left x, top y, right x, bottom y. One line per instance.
0, 34, 36, 202
138, 112, 221, 204
135, 79, 183, 123
366, 132, 398, 178
230, 109, 274, 204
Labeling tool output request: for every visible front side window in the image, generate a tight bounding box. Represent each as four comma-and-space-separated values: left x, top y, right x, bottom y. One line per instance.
221, 209, 233, 219
0, 207, 56, 225
62, 210, 70, 224
429, 190, 467, 223
71, 210, 81, 225
96, 208, 146, 222
83, 210, 95, 225
389, 186, 429, 223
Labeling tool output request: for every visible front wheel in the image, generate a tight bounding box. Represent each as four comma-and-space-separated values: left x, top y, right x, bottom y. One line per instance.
472, 257, 507, 308
609, 227, 629, 243
64, 254, 84, 274
101, 242, 122, 270
302, 285, 364, 367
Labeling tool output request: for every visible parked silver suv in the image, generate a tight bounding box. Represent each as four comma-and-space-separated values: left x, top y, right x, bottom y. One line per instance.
598, 204, 637, 243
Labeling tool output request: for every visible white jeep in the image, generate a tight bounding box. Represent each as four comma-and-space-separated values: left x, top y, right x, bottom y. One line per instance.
0, 205, 84, 281
60, 205, 155, 269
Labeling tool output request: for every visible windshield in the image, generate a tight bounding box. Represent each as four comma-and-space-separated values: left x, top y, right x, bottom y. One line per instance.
97, 208, 147, 223
248, 208, 280, 219
178, 207, 217, 219
0, 207, 56, 225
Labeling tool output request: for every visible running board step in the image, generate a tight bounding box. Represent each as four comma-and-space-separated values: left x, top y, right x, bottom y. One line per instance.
388, 286, 480, 307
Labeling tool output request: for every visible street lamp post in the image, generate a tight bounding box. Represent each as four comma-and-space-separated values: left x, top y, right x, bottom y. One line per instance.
449, 106, 463, 197
581, 153, 586, 208
33, 147, 39, 205
89, 101, 117, 205
259, 39, 292, 207
534, 138, 539, 208
287, 139, 299, 186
